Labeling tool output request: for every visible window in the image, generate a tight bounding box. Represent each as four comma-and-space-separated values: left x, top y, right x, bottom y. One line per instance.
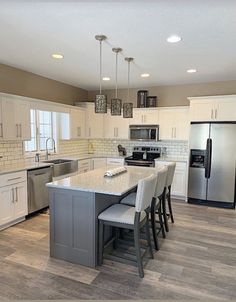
25, 109, 57, 153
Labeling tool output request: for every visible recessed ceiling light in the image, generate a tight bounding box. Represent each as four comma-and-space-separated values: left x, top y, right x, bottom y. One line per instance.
102, 77, 110, 81
141, 73, 150, 78
52, 53, 64, 59
167, 35, 182, 43
187, 69, 197, 73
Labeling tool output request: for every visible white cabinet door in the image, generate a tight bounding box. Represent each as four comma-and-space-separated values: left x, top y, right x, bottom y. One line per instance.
159, 108, 189, 140
14, 182, 28, 219
70, 109, 85, 139
216, 100, 236, 121
190, 101, 214, 122
86, 103, 104, 139
171, 170, 186, 197
78, 159, 91, 174
131, 109, 158, 125
1, 98, 31, 141
104, 110, 129, 139
92, 158, 107, 169
0, 185, 15, 227
15, 101, 31, 140
159, 110, 174, 140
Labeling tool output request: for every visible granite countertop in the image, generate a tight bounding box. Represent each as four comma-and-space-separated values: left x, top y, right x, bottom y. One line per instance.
0, 162, 52, 175
46, 165, 159, 196
0, 154, 125, 175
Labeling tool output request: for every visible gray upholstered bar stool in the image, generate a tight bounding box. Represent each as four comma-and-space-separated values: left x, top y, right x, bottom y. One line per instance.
120, 166, 168, 250
151, 166, 168, 250
98, 174, 157, 278
162, 162, 176, 232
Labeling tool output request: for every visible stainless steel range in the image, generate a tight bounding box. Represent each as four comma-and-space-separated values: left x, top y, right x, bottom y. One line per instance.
125, 146, 161, 167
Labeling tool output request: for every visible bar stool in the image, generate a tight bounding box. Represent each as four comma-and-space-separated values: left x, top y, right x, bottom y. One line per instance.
98, 174, 157, 278
120, 166, 167, 249
162, 162, 176, 232
151, 166, 168, 250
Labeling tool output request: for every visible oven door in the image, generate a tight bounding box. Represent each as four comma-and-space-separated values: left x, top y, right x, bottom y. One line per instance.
125, 160, 154, 167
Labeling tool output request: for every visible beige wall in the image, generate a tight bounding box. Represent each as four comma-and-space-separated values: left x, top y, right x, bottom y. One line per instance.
0, 63, 88, 105
88, 80, 236, 107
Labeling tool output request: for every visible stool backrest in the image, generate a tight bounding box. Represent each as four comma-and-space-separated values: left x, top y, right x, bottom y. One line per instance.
166, 162, 176, 187
135, 174, 157, 212
154, 166, 168, 198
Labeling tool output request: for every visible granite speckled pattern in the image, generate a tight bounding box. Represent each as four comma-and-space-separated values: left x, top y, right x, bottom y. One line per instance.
47, 166, 160, 196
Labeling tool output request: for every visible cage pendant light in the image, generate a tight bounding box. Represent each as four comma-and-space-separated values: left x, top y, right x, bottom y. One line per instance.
123, 57, 134, 118
95, 35, 107, 113
111, 48, 122, 116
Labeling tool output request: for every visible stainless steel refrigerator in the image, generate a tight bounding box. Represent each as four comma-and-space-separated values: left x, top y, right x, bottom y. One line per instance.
188, 122, 236, 209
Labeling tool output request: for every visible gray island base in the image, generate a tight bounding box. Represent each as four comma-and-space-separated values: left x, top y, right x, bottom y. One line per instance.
47, 166, 158, 267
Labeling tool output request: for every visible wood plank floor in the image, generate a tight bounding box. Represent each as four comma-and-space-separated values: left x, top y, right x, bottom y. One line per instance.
0, 201, 236, 299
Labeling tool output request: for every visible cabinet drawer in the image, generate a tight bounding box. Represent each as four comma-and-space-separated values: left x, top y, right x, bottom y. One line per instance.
0, 171, 27, 187
106, 158, 124, 165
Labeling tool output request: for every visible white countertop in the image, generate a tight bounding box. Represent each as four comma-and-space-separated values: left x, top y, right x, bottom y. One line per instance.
0, 162, 52, 175
46, 166, 159, 196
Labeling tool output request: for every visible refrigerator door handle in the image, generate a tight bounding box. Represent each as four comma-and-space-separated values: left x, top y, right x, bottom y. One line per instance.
205, 138, 212, 178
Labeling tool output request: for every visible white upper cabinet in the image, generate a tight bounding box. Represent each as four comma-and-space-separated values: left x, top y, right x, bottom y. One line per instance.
159, 107, 190, 140
85, 103, 104, 139
103, 110, 129, 139
130, 108, 159, 125
189, 95, 236, 122
0, 95, 31, 141
60, 108, 85, 139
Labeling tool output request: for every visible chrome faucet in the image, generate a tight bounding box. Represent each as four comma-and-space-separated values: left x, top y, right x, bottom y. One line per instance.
45, 137, 56, 160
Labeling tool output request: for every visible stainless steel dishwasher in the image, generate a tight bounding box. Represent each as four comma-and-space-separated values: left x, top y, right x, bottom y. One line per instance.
27, 166, 53, 214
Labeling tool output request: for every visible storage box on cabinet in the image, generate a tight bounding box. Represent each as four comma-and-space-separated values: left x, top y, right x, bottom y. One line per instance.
0, 171, 28, 230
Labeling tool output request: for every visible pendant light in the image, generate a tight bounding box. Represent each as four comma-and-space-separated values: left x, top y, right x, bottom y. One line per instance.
95, 35, 107, 113
123, 57, 134, 118
111, 47, 122, 116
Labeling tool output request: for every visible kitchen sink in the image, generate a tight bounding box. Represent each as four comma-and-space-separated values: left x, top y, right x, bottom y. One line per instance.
43, 158, 78, 177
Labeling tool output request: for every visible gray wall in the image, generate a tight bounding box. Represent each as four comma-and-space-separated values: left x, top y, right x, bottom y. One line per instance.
88, 80, 236, 107
0, 63, 88, 105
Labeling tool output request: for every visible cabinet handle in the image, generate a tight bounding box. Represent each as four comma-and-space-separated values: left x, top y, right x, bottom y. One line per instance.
174, 127, 176, 138
143, 115, 146, 123
116, 127, 118, 138
77, 127, 81, 137
12, 188, 14, 203
20, 124, 22, 137
16, 124, 19, 137
0, 123, 3, 138
89, 127, 91, 137
113, 128, 116, 137
171, 127, 173, 138
215, 109, 217, 119
15, 187, 18, 202
211, 109, 214, 120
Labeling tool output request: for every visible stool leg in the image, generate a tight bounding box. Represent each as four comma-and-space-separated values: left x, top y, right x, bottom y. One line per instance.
167, 186, 174, 223
134, 214, 144, 278
145, 211, 154, 258
158, 197, 166, 238
98, 220, 104, 265
162, 189, 169, 232
151, 199, 159, 250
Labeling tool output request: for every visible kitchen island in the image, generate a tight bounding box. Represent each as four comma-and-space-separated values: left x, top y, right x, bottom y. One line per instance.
46, 166, 158, 267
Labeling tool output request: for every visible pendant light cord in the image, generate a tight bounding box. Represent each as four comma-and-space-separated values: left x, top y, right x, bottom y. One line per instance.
99, 41, 102, 94
115, 52, 118, 99
127, 60, 130, 102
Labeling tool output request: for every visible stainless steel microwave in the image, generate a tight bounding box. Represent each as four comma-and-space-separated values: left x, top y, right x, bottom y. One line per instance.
129, 125, 159, 141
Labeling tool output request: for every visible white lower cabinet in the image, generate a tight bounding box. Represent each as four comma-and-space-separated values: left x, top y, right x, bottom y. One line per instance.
106, 158, 124, 165
78, 159, 92, 174
155, 160, 187, 199
92, 158, 107, 170
0, 171, 28, 230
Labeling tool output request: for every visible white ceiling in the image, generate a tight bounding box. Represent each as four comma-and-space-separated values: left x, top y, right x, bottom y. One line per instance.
0, 0, 236, 90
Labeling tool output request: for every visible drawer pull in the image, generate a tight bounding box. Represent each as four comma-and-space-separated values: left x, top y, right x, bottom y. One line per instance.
7, 177, 22, 182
